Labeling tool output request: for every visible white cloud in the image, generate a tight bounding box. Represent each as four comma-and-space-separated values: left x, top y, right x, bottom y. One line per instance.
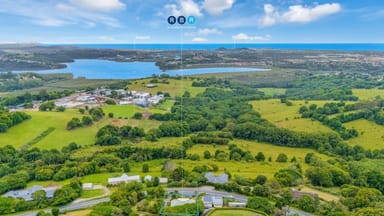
192, 37, 208, 42
98, 36, 115, 42
0, 1, 123, 28
232, 33, 271, 41
165, 0, 202, 17
69, 0, 126, 12
135, 35, 151, 40
203, 0, 235, 16
259, 3, 341, 27
198, 28, 222, 35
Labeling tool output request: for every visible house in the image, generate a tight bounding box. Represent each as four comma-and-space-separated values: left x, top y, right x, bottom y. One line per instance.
205, 172, 229, 184
170, 198, 195, 207
2, 185, 58, 201
108, 174, 141, 186
290, 188, 319, 201
212, 196, 223, 207
144, 175, 152, 182
228, 202, 246, 208
82, 183, 93, 190
202, 196, 213, 208
159, 177, 168, 184
202, 196, 223, 208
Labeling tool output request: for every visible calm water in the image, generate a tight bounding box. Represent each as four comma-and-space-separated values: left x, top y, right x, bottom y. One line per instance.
28, 59, 268, 79
46, 43, 384, 51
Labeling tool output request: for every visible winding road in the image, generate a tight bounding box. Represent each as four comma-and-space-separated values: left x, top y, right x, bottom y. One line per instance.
12, 186, 247, 216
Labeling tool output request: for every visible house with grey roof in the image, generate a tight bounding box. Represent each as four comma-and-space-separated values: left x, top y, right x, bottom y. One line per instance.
202, 196, 224, 208
108, 174, 141, 186
212, 196, 223, 207
2, 185, 58, 201
204, 172, 229, 184
202, 196, 213, 209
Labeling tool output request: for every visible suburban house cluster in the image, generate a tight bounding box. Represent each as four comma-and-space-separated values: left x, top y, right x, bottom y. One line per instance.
107, 173, 168, 185
55, 88, 164, 108
93, 88, 164, 107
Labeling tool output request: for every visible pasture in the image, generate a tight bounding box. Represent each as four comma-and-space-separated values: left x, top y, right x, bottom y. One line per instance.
344, 119, 384, 149
250, 99, 335, 133
0, 106, 164, 150
208, 208, 266, 216
61, 210, 91, 216
258, 88, 286, 97
353, 88, 384, 101
127, 78, 206, 97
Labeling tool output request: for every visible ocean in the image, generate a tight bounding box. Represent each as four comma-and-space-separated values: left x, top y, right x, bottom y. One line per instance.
45, 43, 384, 52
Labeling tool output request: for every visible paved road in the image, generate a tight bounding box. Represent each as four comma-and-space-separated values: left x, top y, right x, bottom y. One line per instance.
166, 186, 248, 202
11, 197, 110, 216
12, 187, 246, 216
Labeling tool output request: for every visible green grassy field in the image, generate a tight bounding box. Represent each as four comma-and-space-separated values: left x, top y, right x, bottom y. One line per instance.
81, 189, 105, 198
186, 139, 329, 178
300, 186, 339, 202
208, 208, 265, 216
127, 78, 206, 97
250, 99, 335, 133
258, 88, 286, 97
344, 119, 384, 149
61, 210, 91, 216
0, 109, 105, 149
353, 88, 384, 101
0, 103, 168, 149
103, 104, 168, 119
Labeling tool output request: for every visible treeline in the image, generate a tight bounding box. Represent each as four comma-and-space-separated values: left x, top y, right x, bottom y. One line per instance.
67, 107, 104, 130
1, 90, 73, 107
299, 104, 358, 139
282, 74, 381, 101
0, 111, 31, 132
191, 77, 231, 87
233, 122, 384, 160
0, 143, 185, 196
95, 125, 145, 146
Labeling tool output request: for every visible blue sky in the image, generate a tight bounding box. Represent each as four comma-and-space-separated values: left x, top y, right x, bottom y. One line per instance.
0, 0, 383, 43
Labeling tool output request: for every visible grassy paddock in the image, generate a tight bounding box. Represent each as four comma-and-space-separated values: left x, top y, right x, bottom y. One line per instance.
250, 99, 335, 133
61, 209, 91, 216
258, 88, 286, 97
186, 139, 329, 178
207, 208, 267, 216
127, 78, 206, 97
81, 189, 105, 199
344, 119, 384, 149
299, 186, 339, 202
353, 88, 384, 101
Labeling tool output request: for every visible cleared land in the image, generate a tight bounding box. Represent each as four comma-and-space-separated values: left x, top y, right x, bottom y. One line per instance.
186, 139, 329, 178
0, 106, 163, 149
209, 209, 264, 216
81, 189, 105, 199
103, 103, 170, 118
61, 209, 91, 216
127, 78, 206, 97
250, 99, 335, 133
353, 88, 384, 101
344, 119, 384, 149
300, 186, 339, 202
258, 88, 286, 97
